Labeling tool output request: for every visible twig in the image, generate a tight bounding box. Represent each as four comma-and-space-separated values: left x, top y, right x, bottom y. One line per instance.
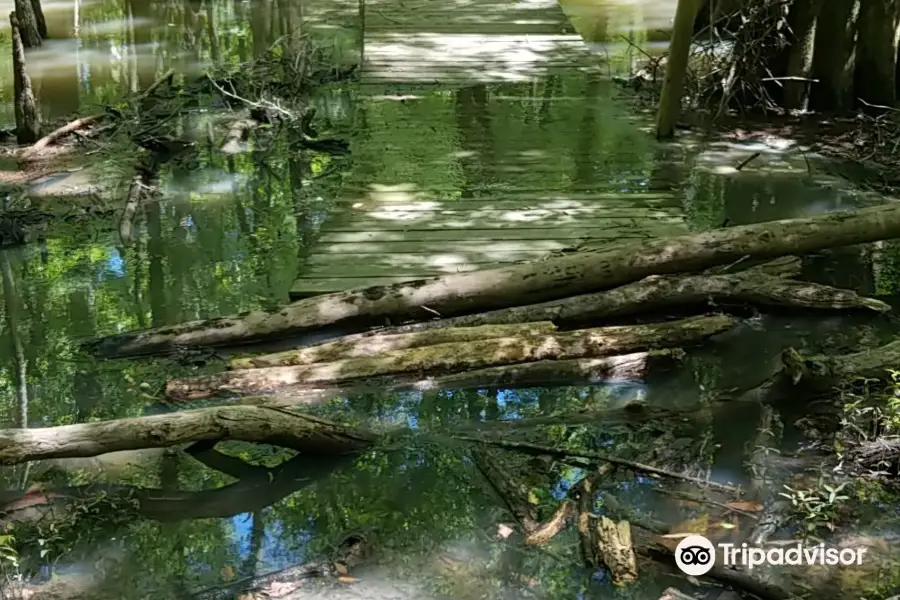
454, 435, 741, 494
735, 151, 761, 171
656, 488, 759, 520
205, 74, 294, 119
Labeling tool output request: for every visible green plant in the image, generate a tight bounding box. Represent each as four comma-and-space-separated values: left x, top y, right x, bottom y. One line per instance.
779, 481, 850, 535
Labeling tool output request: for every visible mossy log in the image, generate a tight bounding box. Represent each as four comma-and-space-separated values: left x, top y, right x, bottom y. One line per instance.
165, 315, 735, 400
83, 204, 900, 358
0, 406, 375, 466
229, 322, 558, 369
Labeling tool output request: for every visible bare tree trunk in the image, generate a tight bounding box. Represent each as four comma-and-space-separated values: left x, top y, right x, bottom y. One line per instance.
83, 204, 900, 358
810, 0, 859, 110
782, 0, 824, 109
12, 1, 41, 47
30, 0, 46, 38
854, 0, 900, 106
656, 0, 700, 138
10, 13, 40, 144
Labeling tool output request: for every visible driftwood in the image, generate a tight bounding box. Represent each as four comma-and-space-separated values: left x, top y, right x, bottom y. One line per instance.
166, 315, 735, 400
84, 204, 900, 357
10, 12, 40, 145
596, 516, 638, 585
229, 322, 558, 369
0, 405, 375, 466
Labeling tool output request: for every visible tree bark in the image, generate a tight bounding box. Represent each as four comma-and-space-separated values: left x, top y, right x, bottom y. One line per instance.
229, 322, 558, 369
10, 13, 40, 144
30, 0, 45, 38
165, 315, 735, 400
854, 0, 900, 106
0, 406, 375, 466
810, 0, 859, 111
12, 1, 41, 47
333, 271, 887, 336
83, 204, 900, 358
414, 349, 686, 391
656, 0, 701, 138
596, 516, 638, 586
782, 0, 825, 110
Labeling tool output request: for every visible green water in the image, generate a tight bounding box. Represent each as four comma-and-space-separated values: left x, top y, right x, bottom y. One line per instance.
0, 1, 897, 599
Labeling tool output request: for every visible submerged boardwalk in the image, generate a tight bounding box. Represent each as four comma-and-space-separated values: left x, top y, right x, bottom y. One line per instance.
290, 0, 688, 298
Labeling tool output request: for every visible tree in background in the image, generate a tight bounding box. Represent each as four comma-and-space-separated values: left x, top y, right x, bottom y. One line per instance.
656, 0, 701, 138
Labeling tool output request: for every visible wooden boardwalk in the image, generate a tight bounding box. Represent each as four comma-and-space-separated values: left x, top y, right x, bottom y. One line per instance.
290, 0, 688, 298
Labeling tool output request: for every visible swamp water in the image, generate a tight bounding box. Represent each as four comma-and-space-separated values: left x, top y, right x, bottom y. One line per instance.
0, 0, 897, 598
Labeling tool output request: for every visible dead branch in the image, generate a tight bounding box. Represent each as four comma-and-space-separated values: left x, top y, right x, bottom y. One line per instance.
459, 436, 740, 494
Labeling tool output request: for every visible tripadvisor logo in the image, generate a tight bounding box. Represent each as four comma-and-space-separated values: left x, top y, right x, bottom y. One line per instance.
674, 535, 868, 576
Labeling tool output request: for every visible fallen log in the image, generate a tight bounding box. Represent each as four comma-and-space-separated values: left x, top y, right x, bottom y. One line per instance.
328, 256, 806, 339
0, 405, 375, 466
228, 321, 558, 369
24, 113, 105, 154
411, 349, 686, 391
84, 204, 900, 357
165, 315, 734, 400
348, 270, 888, 335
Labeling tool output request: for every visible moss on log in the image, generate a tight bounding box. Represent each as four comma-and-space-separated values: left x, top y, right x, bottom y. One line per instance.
85, 204, 900, 357
0, 406, 375, 466
165, 315, 735, 400
229, 322, 558, 369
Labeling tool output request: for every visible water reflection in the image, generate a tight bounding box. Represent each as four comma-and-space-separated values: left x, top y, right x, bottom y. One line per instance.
0, 1, 899, 598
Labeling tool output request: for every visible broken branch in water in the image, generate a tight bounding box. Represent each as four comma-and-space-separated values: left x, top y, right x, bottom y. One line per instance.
457, 436, 741, 494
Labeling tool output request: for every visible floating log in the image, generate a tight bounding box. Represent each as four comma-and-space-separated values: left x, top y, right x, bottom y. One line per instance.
165, 315, 735, 400
84, 204, 900, 357
229, 322, 558, 369
0, 406, 375, 466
